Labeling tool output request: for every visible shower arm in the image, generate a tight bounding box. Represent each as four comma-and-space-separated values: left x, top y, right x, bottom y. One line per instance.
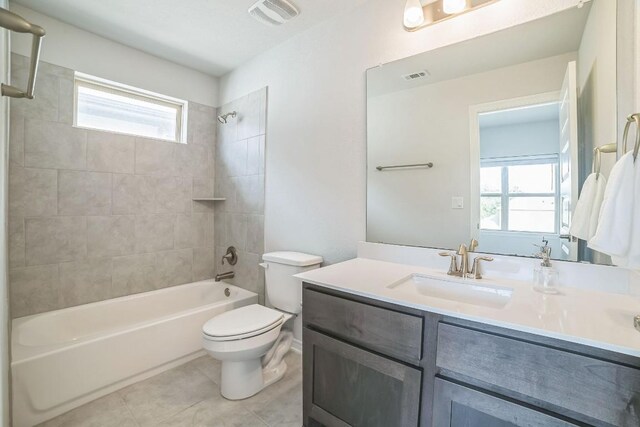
0, 7, 46, 99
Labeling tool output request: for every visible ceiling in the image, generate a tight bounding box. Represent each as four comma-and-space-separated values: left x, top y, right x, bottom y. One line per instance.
367, 4, 591, 97
12, 0, 366, 76
479, 102, 560, 128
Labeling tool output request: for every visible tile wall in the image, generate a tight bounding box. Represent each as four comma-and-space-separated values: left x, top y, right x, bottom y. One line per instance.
8, 54, 219, 318
214, 88, 267, 303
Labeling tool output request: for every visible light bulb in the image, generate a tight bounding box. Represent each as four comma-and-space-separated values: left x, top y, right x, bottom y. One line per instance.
443, 0, 467, 14
404, 0, 424, 28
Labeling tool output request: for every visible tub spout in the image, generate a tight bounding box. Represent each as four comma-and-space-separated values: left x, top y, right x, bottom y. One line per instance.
215, 271, 235, 282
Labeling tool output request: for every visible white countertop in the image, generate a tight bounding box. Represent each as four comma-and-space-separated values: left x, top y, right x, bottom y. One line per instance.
296, 257, 640, 358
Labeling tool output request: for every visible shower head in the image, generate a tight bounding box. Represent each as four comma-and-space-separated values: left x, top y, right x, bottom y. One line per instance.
217, 111, 237, 124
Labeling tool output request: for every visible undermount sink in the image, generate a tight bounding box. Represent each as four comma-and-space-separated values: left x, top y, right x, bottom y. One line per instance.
387, 274, 513, 309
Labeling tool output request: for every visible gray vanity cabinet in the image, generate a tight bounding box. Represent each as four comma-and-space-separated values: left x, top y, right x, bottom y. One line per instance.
303, 329, 422, 426
302, 283, 640, 427
432, 379, 581, 427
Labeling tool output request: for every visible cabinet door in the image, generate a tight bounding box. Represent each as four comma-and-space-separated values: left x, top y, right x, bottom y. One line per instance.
432, 379, 581, 427
303, 328, 422, 427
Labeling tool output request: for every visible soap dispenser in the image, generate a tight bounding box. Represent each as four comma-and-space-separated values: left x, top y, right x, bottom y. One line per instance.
533, 240, 559, 294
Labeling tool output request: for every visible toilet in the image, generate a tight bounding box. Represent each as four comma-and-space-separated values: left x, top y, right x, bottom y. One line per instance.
202, 251, 323, 400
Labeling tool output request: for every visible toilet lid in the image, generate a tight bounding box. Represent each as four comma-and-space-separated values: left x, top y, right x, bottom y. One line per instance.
202, 304, 284, 339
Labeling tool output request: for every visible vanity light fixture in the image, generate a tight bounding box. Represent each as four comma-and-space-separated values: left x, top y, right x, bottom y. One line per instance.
443, 0, 466, 14
404, 0, 500, 32
403, 0, 425, 29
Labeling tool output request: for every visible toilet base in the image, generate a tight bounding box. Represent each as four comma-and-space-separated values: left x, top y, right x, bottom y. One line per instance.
220, 359, 288, 400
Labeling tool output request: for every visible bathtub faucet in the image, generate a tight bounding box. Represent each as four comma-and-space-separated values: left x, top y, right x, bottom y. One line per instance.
215, 271, 235, 282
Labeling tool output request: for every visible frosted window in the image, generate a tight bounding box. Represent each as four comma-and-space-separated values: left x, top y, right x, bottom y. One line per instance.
75, 74, 187, 143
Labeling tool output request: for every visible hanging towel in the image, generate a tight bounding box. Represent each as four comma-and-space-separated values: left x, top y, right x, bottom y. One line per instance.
588, 152, 636, 259
569, 172, 607, 241
613, 154, 640, 268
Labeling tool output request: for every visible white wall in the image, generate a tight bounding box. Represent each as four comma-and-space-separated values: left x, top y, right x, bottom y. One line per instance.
219, 0, 581, 264
577, 0, 617, 178
367, 53, 572, 250
8, 3, 219, 106
1, 0, 10, 424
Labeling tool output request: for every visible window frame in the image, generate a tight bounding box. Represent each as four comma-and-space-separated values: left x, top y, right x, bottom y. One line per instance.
480, 154, 560, 234
73, 72, 188, 143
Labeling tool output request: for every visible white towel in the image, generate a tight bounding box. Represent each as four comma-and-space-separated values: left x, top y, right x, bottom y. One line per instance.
569, 172, 607, 241
614, 154, 640, 268
588, 152, 636, 260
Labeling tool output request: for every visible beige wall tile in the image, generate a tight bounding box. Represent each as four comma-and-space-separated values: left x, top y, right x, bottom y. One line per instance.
9, 113, 24, 166
113, 174, 156, 215
87, 131, 136, 174
58, 170, 112, 215
112, 253, 158, 297
193, 248, 215, 281
24, 119, 87, 170
226, 214, 247, 251
246, 215, 265, 255
25, 216, 87, 266
217, 138, 247, 177
236, 174, 264, 214
187, 103, 216, 148
10, 264, 59, 318
58, 77, 74, 125
246, 135, 265, 175
9, 165, 57, 217
8, 218, 25, 269
87, 216, 136, 259
59, 258, 113, 308
156, 176, 191, 214
135, 137, 176, 176
192, 177, 215, 199
175, 214, 214, 250
135, 214, 175, 253
155, 249, 193, 288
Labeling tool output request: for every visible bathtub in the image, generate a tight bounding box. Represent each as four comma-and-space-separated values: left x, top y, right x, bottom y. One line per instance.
11, 280, 257, 427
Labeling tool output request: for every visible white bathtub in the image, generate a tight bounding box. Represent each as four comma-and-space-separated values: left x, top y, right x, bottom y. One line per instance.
11, 280, 257, 427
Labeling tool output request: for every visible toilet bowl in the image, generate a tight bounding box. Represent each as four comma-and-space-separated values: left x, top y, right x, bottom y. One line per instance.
202, 304, 292, 400
202, 251, 323, 400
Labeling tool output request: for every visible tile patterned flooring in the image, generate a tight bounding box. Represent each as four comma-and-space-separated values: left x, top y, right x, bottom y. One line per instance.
39, 352, 302, 427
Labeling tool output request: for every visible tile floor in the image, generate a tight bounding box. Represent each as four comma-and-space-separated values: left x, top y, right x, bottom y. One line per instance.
39, 352, 302, 427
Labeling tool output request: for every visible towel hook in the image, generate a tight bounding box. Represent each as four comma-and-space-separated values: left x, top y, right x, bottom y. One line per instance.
622, 113, 640, 163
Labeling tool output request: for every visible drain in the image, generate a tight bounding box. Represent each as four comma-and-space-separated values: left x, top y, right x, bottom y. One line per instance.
224, 288, 231, 297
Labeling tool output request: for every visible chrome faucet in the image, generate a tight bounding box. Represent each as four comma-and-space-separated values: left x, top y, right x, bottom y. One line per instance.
439, 241, 493, 279
215, 271, 235, 282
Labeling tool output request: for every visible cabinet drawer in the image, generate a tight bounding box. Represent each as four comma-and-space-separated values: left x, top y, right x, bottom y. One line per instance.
303, 328, 422, 427
436, 323, 640, 426
303, 288, 423, 364
433, 379, 580, 427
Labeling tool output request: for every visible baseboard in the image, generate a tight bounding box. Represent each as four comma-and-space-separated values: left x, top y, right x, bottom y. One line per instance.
291, 337, 302, 354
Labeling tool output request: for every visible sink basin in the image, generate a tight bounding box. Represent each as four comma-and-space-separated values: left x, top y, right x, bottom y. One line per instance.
387, 274, 513, 309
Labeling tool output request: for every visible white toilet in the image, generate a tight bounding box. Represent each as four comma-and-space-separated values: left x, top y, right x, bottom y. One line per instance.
202, 251, 322, 400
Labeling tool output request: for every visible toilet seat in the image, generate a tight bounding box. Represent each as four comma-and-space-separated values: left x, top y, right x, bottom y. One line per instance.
203, 304, 284, 342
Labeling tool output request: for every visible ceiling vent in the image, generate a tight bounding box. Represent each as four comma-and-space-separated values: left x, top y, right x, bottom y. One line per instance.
248, 0, 300, 26
402, 70, 430, 81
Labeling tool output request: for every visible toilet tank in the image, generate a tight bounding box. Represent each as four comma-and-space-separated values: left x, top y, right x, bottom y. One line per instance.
262, 252, 323, 314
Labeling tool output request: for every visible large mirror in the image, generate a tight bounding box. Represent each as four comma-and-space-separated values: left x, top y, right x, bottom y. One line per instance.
367, 0, 630, 264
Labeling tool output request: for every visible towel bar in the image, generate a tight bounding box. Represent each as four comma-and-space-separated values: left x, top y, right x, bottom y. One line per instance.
622, 113, 640, 163
0, 7, 45, 99
376, 162, 434, 171
592, 143, 617, 180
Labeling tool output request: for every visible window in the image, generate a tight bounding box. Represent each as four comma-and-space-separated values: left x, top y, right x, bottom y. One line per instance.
480, 155, 559, 234
74, 72, 188, 143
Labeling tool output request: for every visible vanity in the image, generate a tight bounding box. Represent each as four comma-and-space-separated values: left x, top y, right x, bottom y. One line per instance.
298, 248, 640, 427
297, 0, 640, 425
